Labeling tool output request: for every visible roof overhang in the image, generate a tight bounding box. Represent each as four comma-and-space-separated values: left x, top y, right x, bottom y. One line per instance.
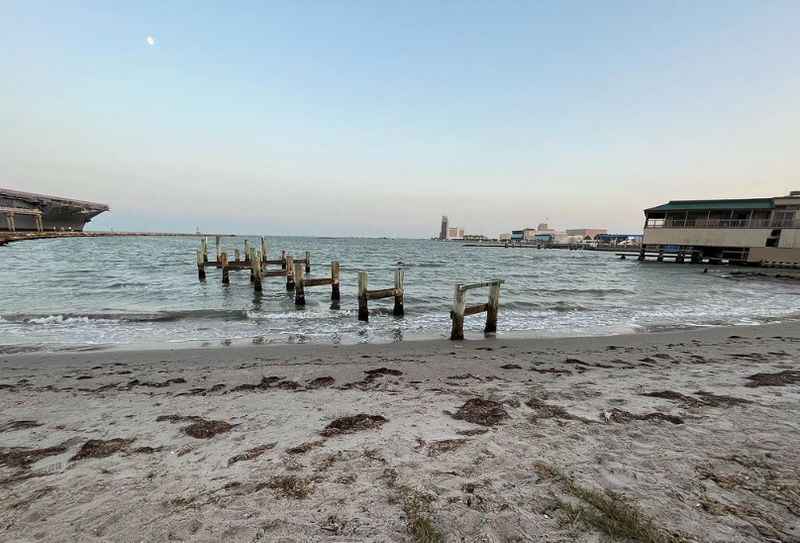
645, 198, 774, 213
0, 187, 109, 211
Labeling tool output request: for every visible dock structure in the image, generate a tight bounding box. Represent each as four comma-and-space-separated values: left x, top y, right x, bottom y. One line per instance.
198, 237, 315, 292
293, 260, 341, 306
641, 192, 800, 268
195, 239, 511, 337
450, 280, 503, 340
356, 270, 405, 322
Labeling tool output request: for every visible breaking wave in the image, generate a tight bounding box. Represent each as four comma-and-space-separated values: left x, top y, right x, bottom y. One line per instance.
0, 309, 252, 325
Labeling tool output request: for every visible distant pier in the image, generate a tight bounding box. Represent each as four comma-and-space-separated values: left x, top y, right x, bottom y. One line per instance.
0, 231, 234, 247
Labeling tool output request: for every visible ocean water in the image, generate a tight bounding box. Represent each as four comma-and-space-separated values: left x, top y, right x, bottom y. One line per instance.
0, 236, 798, 352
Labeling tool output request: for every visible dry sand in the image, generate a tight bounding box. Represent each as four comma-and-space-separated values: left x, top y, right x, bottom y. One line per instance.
1, 323, 800, 542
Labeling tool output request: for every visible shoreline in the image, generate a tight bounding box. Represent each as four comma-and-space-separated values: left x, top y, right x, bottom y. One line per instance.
2, 318, 797, 366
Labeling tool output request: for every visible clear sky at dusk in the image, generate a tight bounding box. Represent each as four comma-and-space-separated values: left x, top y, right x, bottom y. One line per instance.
2, 1, 799, 236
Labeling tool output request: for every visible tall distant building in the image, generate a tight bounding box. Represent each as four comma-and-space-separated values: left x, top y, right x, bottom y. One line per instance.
440, 215, 448, 240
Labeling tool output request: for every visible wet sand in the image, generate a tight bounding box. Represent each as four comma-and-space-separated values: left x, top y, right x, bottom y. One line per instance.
1, 323, 800, 542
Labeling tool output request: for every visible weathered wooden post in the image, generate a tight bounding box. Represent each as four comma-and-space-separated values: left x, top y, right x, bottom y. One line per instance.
244, 240, 251, 263
215, 236, 221, 260
196, 249, 206, 281
305, 251, 311, 273
235, 249, 241, 263
253, 250, 263, 292
281, 250, 287, 270
358, 271, 369, 322
638, 247, 645, 261
294, 261, 305, 305
202, 237, 209, 263
249, 248, 256, 282
450, 284, 466, 340
331, 261, 341, 301
285, 256, 295, 290
261, 237, 267, 262
485, 282, 500, 333
220, 252, 230, 285
393, 269, 404, 316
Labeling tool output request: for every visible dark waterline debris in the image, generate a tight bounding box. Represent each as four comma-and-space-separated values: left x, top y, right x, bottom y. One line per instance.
527, 398, 594, 423
228, 443, 277, 466
306, 376, 335, 389
693, 391, 753, 407
602, 408, 683, 425
71, 438, 135, 461
0, 420, 43, 433
125, 377, 187, 389
500, 364, 523, 370
183, 419, 236, 439
156, 414, 204, 424
230, 376, 283, 392
426, 439, 468, 457
1, 444, 68, 469
156, 414, 236, 438
451, 399, 509, 426
262, 475, 313, 499
364, 367, 403, 377
274, 380, 301, 390
320, 414, 388, 437
286, 440, 326, 455
640, 390, 706, 408
745, 370, 800, 388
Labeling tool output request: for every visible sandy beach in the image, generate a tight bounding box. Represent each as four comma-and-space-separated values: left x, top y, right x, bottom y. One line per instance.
2, 323, 800, 542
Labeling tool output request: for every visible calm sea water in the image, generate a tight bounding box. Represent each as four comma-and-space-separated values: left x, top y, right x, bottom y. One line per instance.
0, 236, 798, 352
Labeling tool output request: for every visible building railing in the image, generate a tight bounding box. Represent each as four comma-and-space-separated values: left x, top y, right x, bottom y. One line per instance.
646, 218, 800, 229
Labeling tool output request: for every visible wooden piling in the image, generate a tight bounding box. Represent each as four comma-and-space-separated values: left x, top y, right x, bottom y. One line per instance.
294, 261, 305, 305
285, 256, 295, 290
202, 237, 209, 263
235, 249, 241, 263
261, 237, 267, 262
244, 240, 250, 263
638, 247, 645, 261
281, 250, 287, 270
215, 236, 221, 260
305, 251, 311, 273
485, 282, 500, 333
249, 248, 256, 282
253, 250, 263, 292
220, 252, 230, 285
450, 284, 466, 340
196, 249, 206, 281
358, 271, 369, 321
393, 269, 404, 316
331, 261, 341, 301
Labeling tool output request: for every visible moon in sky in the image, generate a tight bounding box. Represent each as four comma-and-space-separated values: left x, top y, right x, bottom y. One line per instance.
146, 36, 156, 46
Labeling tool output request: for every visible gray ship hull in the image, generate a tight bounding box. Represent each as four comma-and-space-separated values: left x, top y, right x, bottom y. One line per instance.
0, 188, 109, 232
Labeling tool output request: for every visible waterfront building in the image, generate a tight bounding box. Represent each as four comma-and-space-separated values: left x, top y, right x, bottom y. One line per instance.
597, 234, 643, 245
566, 228, 608, 239
0, 188, 109, 232
447, 227, 465, 240
439, 216, 448, 240
643, 192, 800, 265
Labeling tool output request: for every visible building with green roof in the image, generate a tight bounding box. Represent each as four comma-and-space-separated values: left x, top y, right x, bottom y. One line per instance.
642, 192, 800, 267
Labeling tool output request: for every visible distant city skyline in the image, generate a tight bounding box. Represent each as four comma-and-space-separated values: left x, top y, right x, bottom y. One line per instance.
2, 2, 799, 237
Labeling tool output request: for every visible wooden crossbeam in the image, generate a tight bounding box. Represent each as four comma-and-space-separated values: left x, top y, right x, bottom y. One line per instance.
463, 303, 488, 316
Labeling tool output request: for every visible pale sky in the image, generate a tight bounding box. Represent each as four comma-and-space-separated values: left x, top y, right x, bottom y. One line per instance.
2, 1, 799, 237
